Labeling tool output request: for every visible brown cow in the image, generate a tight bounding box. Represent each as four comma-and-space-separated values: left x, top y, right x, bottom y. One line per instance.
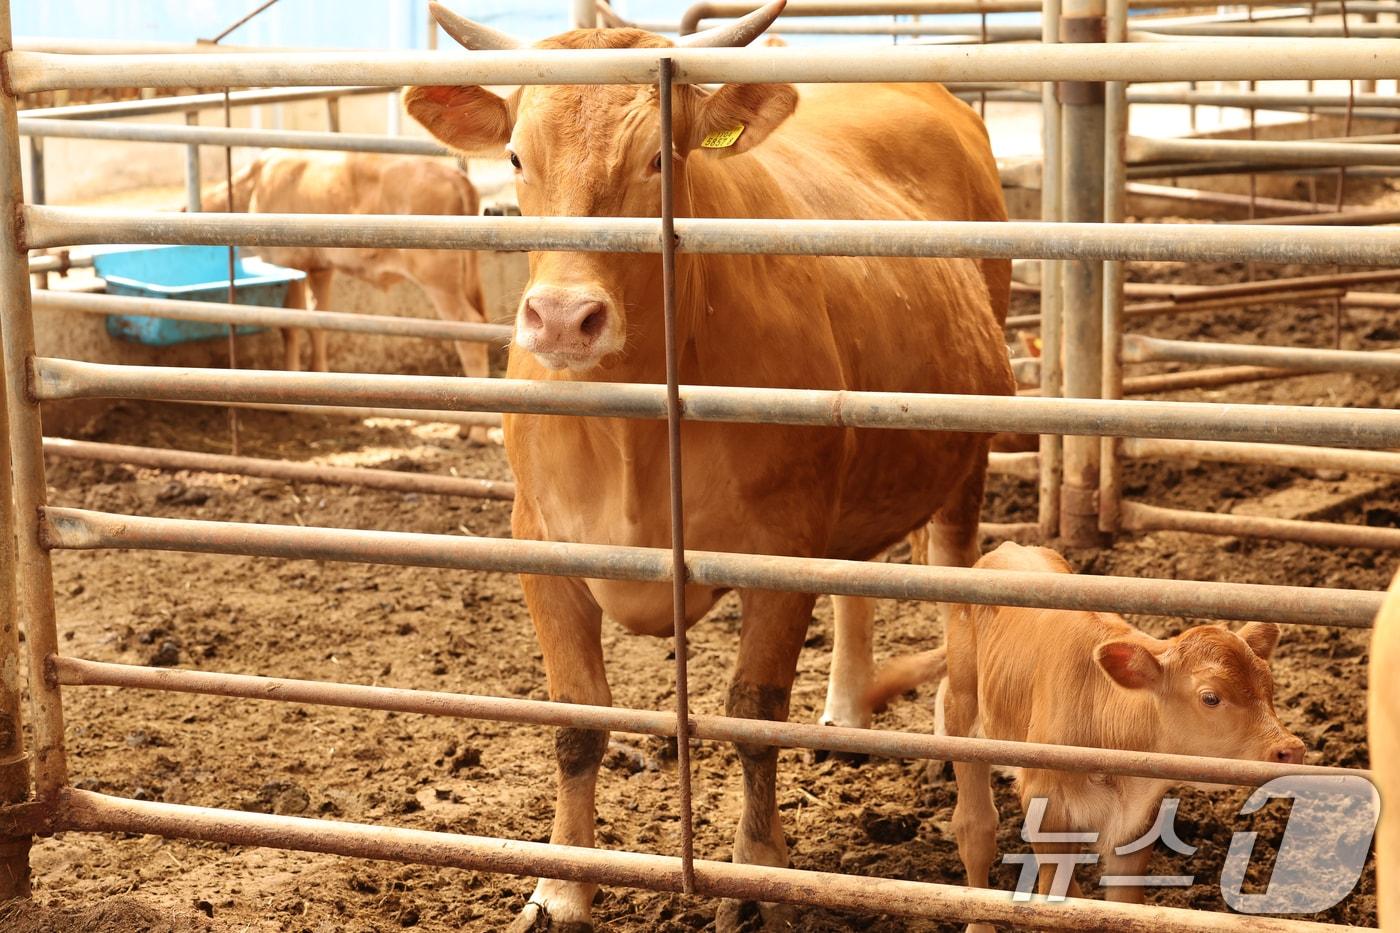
204, 150, 489, 381
407, 2, 1013, 928
1369, 569, 1400, 928
896, 542, 1304, 925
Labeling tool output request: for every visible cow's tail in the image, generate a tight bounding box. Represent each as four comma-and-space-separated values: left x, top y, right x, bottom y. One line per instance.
865, 646, 947, 714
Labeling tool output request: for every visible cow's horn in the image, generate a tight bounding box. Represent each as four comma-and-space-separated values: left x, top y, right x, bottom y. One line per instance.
595, 0, 632, 28
429, 2, 524, 51
676, 0, 786, 47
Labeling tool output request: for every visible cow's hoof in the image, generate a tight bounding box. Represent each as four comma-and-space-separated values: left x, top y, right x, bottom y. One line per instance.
716, 898, 797, 932
807, 720, 870, 766
507, 902, 593, 933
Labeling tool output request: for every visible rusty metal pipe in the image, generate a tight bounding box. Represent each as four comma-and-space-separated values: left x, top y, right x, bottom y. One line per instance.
33, 358, 1400, 450
1121, 502, 1400, 551
40, 438, 515, 500
26, 206, 1400, 267
182, 398, 504, 429
47, 787, 1353, 933
1122, 335, 1400, 376
41, 508, 1385, 627
31, 290, 514, 347
1123, 437, 1400, 475
52, 657, 1365, 786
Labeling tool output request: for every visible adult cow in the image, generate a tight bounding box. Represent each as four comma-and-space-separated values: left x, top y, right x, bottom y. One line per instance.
204, 150, 490, 381
407, 3, 1014, 928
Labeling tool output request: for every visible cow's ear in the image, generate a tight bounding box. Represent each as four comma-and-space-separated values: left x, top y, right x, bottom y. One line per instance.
1095, 640, 1163, 690
1238, 622, 1280, 661
404, 85, 513, 154
688, 83, 797, 157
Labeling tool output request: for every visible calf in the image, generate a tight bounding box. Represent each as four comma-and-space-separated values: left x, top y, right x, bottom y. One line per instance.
917, 542, 1305, 923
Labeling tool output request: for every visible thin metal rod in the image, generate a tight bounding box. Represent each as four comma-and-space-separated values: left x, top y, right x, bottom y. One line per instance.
50, 658, 1365, 786
33, 358, 1400, 450
25, 207, 1400, 267
1347, 292, 1400, 308
1101, 0, 1128, 535
989, 450, 1040, 480
42, 507, 1385, 627
1122, 335, 1400, 376
0, 0, 66, 800
19, 85, 387, 121
1008, 286, 1348, 329
1121, 501, 1400, 551
1226, 206, 1400, 226
45, 788, 1354, 933
208, 0, 283, 45
658, 58, 696, 895
30, 290, 513, 346
15, 42, 1400, 94
41, 438, 515, 500
1123, 437, 1400, 475
182, 112, 201, 213
1038, 0, 1063, 540
18, 118, 447, 158
222, 89, 239, 458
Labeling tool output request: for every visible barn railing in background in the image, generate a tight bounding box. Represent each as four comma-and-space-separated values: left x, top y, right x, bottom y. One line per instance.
2, 9, 1398, 930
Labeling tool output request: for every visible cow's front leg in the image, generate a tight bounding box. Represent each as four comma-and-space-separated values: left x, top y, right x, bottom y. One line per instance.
820, 594, 874, 729
511, 573, 609, 933
716, 588, 815, 932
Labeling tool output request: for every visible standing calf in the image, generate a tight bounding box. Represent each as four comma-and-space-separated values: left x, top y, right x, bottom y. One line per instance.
903, 542, 1305, 924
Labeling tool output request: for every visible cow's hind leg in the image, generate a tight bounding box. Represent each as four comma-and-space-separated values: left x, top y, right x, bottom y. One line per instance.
510, 573, 609, 933
306, 269, 335, 372
820, 594, 874, 730
716, 588, 816, 932
280, 277, 309, 371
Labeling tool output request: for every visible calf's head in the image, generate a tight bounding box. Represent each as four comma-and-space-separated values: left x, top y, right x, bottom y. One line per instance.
1095, 622, 1305, 765
405, 2, 797, 372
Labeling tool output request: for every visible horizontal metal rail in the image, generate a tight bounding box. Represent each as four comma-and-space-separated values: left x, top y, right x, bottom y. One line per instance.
41, 507, 1385, 626
33, 358, 1400, 450
182, 398, 504, 429
13, 42, 1400, 94
18, 788, 1350, 933
31, 291, 514, 347
1122, 335, 1400, 376
1128, 135, 1400, 168
1226, 207, 1400, 227
1347, 292, 1400, 309
18, 85, 388, 121
1123, 437, 1400, 475
1125, 87, 1400, 111
24, 208, 1400, 266
41, 438, 515, 500
51, 657, 1363, 785
1121, 502, 1400, 551
18, 118, 448, 157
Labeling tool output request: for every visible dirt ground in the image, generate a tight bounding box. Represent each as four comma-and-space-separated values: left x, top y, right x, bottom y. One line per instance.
12, 208, 1400, 928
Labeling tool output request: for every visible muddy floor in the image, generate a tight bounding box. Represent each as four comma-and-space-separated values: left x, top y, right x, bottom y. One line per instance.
12, 235, 1400, 930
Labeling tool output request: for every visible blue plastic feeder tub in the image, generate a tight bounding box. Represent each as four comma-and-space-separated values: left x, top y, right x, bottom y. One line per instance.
92, 245, 306, 347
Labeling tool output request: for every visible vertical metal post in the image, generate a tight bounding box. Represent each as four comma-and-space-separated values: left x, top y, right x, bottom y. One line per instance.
1037, 0, 1064, 542
657, 58, 695, 895
1099, 0, 1128, 535
0, 0, 68, 801
572, 0, 598, 29
1057, 0, 1107, 547
325, 96, 341, 133
25, 137, 43, 292
184, 111, 202, 213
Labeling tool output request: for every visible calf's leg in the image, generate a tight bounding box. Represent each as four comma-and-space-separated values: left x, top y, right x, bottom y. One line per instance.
945, 606, 999, 933
423, 283, 496, 445
279, 278, 308, 372
510, 573, 609, 933
716, 588, 816, 931
306, 269, 335, 373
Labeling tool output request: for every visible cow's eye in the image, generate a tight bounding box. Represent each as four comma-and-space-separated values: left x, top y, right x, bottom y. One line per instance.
1201, 691, 1221, 708
509, 152, 522, 171
651, 151, 664, 174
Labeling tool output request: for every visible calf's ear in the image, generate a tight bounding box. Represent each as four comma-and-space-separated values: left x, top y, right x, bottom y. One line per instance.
404, 85, 513, 154
1237, 622, 1280, 660
1095, 640, 1163, 690
688, 83, 798, 156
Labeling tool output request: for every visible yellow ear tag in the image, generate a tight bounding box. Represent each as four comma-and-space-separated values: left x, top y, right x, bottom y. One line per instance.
701, 125, 745, 149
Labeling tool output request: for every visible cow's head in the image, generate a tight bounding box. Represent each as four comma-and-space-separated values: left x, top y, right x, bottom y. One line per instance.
1095, 622, 1306, 765
406, 1, 797, 372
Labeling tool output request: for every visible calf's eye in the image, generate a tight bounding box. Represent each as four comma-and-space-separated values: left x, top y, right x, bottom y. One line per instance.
1201, 691, 1221, 708
509, 152, 522, 171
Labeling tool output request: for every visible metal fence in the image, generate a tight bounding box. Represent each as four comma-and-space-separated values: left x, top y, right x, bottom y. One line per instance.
2, 1, 1398, 929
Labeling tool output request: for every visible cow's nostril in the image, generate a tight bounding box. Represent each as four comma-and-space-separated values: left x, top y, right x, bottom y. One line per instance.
524, 301, 544, 330
579, 307, 607, 338
1273, 744, 1304, 764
